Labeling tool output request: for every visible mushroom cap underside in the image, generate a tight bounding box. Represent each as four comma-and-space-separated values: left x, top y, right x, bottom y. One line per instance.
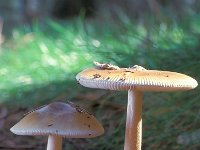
76, 68, 198, 91
10, 102, 104, 138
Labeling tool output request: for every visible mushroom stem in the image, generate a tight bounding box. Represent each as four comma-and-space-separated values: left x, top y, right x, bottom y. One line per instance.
124, 90, 142, 150
47, 135, 62, 150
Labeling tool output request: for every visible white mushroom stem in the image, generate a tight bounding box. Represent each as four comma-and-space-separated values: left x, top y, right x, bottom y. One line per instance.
47, 135, 62, 150
124, 90, 142, 150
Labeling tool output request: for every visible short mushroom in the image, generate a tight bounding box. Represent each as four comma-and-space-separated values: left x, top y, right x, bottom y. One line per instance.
10, 102, 104, 150
76, 62, 198, 150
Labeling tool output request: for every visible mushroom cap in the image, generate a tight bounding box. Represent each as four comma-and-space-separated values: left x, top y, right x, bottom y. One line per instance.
76, 64, 198, 91
10, 102, 104, 138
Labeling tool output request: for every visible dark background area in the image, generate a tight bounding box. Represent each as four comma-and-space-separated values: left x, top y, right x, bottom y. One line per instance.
0, 0, 200, 34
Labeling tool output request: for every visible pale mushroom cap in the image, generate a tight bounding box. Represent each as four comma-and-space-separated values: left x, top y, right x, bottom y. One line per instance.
76, 65, 198, 91
10, 102, 104, 138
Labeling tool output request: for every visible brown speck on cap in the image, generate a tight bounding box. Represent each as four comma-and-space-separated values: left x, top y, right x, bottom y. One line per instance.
93, 74, 101, 79
10, 102, 104, 138
125, 70, 132, 72
119, 78, 126, 82
76, 63, 198, 92
48, 124, 53, 127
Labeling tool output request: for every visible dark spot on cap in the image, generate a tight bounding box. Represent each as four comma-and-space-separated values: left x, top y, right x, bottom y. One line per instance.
119, 78, 125, 81
124, 70, 135, 73
88, 125, 91, 128
87, 116, 90, 119
106, 77, 110, 80
93, 74, 101, 78
48, 124, 53, 127
89, 134, 91, 136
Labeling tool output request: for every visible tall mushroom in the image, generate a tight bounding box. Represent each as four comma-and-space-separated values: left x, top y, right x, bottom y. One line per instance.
76, 62, 198, 150
10, 102, 104, 150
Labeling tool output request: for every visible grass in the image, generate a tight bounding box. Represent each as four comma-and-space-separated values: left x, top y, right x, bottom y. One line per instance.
0, 16, 200, 149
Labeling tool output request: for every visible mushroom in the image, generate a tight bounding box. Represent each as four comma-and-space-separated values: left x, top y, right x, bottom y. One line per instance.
10, 102, 104, 150
76, 62, 198, 150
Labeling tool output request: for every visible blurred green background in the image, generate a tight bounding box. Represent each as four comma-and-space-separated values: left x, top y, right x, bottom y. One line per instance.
0, 0, 199, 150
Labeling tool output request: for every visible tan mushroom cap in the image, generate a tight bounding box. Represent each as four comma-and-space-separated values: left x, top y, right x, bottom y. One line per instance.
76, 64, 198, 91
10, 102, 104, 138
